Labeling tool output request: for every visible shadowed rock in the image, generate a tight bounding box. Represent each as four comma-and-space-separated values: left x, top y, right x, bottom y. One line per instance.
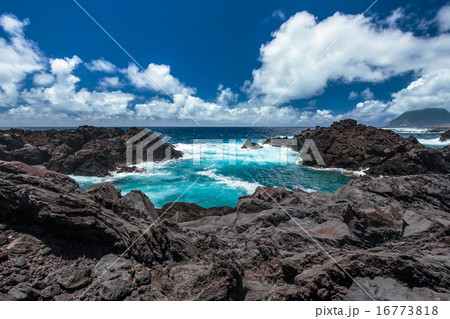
0, 126, 183, 176
0, 159, 449, 300
294, 119, 449, 176
440, 130, 450, 142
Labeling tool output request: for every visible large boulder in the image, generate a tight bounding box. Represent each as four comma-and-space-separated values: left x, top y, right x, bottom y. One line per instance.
47, 266, 91, 290
93, 254, 136, 301
294, 119, 449, 176
440, 130, 450, 142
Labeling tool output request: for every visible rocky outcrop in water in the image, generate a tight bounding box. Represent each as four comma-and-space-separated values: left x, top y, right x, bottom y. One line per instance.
0, 126, 182, 176
1, 160, 449, 300
241, 140, 263, 149
294, 119, 449, 176
440, 130, 450, 142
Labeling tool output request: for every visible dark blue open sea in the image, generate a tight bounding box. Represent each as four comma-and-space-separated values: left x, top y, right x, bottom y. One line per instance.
8, 126, 448, 208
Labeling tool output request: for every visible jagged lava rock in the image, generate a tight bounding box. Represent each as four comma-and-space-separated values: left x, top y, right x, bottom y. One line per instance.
294, 119, 448, 176
0, 126, 182, 176
440, 130, 450, 142
1, 160, 449, 300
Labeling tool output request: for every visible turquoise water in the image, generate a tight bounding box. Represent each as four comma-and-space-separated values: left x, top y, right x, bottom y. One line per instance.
389, 128, 450, 148
68, 126, 449, 209
72, 127, 355, 208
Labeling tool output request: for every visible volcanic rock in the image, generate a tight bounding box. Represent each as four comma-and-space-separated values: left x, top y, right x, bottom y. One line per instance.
0, 158, 449, 300
440, 130, 450, 142
345, 277, 450, 301
48, 266, 91, 290
93, 254, 134, 282
159, 202, 234, 223
7, 282, 36, 301
241, 140, 263, 149
294, 119, 449, 176
99, 279, 136, 301
0, 126, 183, 176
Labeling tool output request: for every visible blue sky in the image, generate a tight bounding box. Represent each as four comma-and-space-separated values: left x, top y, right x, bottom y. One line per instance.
0, 0, 450, 126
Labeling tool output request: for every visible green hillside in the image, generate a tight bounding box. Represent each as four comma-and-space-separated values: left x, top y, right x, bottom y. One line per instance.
386, 108, 450, 128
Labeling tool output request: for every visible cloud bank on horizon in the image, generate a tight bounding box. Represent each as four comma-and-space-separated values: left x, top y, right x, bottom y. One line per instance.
1, 4, 450, 127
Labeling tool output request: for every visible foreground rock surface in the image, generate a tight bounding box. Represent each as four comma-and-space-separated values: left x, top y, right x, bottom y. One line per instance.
294, 119, 449, 176
0, 126, 182, 176
1, 160, 449, 300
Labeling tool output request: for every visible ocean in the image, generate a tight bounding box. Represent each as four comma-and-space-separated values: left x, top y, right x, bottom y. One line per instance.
73, 127, 356, 208
8, 126, 449, 208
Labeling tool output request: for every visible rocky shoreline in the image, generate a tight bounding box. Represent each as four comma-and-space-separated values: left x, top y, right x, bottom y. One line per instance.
0, 126, 183, 177
294, 119, 448, 176
0, 120, 449, 301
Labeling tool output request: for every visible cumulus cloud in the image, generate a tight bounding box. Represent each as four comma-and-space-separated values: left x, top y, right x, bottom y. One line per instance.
16, 55, 135, 118
98, 76, 124, 89
437, 4, 450, 32
246, 10, 450, 106
346, 69, 450, 125
0, 13, 45, 107
33, 73, 54, 86
3, 5, 450, 126
216, 85, 238, 106
124, 63, 195, 96
85, 58, 117, 73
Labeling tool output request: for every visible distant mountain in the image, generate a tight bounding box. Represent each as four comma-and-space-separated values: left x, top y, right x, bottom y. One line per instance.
385, 108, 450, 128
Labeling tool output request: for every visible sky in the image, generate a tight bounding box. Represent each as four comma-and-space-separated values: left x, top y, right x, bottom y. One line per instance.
0, 0, 450, 127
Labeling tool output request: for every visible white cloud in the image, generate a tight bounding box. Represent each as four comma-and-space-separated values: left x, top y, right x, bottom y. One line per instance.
98, 76, 124, 89
33, 73, 54, 86
216, 85, 238, 105
360, 87, 374, 100
385, 8, 404, 28
3, 6, 450, 127
10, 55, 134, 120
346, 69, 450, 125
272, 9, 286, 21
124, 63, 195, 96
437, 4, 450, 32
246, 10, 450, 105
0, 13, 44, 107
50, 56, 82, 75
348, 91, 358, 100
0, 13, 29, 35
85, 58, 117, 73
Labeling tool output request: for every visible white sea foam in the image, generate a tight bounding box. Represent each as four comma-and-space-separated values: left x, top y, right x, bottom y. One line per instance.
418, 138, 450, 146
386, 128, 434, 133
174, 141, 298, 165
306, 166, 369, 177
301, 188, 319, 193
196, 169, 261, 193
69, 175, 106, 185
